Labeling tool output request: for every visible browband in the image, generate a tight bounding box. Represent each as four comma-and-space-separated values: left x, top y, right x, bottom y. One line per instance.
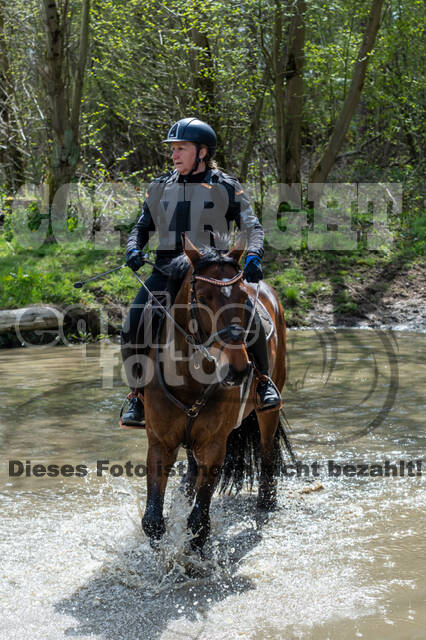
193, 271, 243, 287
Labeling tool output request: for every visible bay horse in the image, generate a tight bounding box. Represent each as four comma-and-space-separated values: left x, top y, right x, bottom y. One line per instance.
140, 234, 292, 551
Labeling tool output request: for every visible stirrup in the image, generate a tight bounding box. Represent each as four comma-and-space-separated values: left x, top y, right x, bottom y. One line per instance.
254, 372, 283, 413
119, 391, 146, 430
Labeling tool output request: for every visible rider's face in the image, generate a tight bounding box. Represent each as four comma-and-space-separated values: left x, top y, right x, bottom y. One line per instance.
171, 142, 206, 175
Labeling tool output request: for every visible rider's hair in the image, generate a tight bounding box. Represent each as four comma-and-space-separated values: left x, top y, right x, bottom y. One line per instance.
199, 144, 218, 170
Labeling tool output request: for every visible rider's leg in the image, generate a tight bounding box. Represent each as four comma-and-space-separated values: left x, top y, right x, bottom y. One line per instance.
120, 269, 169, 427
245, 301, 282, 411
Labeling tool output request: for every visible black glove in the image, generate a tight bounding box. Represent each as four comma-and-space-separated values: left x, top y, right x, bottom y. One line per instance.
243, 254, 263, 283
126, 249, 145, 272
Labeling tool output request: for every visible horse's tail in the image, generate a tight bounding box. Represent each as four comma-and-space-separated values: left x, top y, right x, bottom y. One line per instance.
218, 410, 295, 495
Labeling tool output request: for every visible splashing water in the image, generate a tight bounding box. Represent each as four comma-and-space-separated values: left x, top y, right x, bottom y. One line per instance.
1, 331, 425, 639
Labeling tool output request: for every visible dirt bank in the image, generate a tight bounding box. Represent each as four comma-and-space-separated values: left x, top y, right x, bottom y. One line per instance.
302, 260, 425, 331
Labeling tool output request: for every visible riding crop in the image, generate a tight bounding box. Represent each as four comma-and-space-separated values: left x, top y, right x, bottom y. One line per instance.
72, 254, 161, 288
73, 264, 126, 288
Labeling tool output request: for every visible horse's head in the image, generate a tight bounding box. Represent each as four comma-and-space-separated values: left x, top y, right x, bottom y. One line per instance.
183, 233, 251, 387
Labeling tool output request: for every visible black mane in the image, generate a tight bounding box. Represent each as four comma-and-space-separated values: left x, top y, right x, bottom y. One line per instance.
192, 246, 240, 274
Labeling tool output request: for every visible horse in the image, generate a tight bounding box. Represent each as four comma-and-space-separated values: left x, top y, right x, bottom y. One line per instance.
140, 234, 292, 551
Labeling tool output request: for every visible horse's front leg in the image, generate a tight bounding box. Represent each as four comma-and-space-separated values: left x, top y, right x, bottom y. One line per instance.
142, 439, 178, 543
187, 443, 225, 551
179, 449, 198, 503
256, 409, 281, 511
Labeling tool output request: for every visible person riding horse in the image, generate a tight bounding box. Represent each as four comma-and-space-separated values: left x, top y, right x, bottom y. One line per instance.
120, 117, 281, 427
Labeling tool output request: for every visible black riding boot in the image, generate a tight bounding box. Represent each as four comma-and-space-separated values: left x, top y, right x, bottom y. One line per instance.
119, 275, 170, 429
246, 306, 282, 411
121, 393, 145, 428
120, 334, 145, 428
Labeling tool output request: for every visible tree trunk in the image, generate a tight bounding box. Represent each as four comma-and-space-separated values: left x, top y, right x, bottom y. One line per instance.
272, 0, 286, 183
310, 0, 384, 183
42, 0, 90, 235
240, 67, 270, 182
0, 0, 24, 193
0, 307, 63, 334
189, 26, 225, 166
283, 0, 305, 185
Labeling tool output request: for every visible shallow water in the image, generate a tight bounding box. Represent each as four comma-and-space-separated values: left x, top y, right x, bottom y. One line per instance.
0, 330, 424, 640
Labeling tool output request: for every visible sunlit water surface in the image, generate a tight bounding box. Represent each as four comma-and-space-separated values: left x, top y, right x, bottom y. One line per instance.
0, 330, 424, 640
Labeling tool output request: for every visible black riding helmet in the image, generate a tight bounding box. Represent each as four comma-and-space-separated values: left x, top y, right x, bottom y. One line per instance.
163, 117, 217, 175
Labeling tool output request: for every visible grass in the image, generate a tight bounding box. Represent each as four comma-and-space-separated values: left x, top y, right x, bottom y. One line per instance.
335, 290, 359, 314
0, 225, 423, 334
0, 238, 149, 310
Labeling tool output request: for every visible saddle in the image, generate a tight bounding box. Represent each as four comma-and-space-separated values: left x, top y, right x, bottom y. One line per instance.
135, 292, 171, 353
248, 295, 274, 342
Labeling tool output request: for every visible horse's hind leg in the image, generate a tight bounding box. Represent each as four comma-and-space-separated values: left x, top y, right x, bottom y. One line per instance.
179, 449, 198, 503
256, 409, 281, 511
142, 439, 178, 543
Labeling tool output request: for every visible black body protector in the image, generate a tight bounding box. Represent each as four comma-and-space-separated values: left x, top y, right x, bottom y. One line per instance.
127, 167, 264, 262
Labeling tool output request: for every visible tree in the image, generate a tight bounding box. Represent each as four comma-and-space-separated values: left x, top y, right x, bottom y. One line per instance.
283, 0, 306, 184
310, 0, 385, 183
0, 0, 24, 193
41, 0, 90, 219
247, 0, 306, 184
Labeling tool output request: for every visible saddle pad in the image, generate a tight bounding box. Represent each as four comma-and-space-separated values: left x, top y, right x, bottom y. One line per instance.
248, 295, 275, 342
136, 294, 170, 348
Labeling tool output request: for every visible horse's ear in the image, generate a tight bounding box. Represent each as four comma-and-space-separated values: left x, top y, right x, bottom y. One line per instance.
209, 230, 216, 248
226, 234, 246, 264
182, 232, 202, 266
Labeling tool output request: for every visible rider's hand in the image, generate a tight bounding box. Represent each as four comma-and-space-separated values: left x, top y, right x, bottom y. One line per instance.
126, 249, 145, 272
243, 254, 263, 283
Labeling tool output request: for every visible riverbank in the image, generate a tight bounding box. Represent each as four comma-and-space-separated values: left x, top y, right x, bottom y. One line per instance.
286, 254, 425, 332
0, 238, 424, 347
264, 248, 425, 332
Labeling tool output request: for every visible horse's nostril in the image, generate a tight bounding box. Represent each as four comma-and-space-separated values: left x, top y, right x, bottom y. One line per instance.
228, 324, 244, 341
223, 364, 251, 386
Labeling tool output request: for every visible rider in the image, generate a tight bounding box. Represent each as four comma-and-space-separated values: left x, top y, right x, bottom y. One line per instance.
120, 117, 281, 427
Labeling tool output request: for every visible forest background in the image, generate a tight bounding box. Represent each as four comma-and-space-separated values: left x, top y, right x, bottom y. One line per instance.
0, 0, 424, 344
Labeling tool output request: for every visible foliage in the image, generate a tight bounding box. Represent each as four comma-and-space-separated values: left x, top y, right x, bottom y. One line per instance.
0, 0, 424, 335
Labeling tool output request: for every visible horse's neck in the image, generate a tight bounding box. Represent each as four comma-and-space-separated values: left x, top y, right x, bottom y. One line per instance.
169, 274, 191, 352
159, 274, 193, 381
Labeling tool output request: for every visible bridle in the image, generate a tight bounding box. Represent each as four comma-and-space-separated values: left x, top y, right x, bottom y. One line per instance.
133, 256, 257, 362
189, 263, 246, 350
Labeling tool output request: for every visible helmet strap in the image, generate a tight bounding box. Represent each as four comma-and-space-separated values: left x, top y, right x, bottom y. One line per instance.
185, 143, 202, 178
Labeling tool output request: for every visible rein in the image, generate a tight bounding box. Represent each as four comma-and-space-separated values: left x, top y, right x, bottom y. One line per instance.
131, 270, 216, 363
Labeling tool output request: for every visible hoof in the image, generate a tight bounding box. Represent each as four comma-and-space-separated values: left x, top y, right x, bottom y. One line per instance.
142, 516, 166, 541
149, 538, 161, 551
179, 477, 195, 504
184, 539, 206, 561
255, 502, 278, 528
257, 485, 278, 512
